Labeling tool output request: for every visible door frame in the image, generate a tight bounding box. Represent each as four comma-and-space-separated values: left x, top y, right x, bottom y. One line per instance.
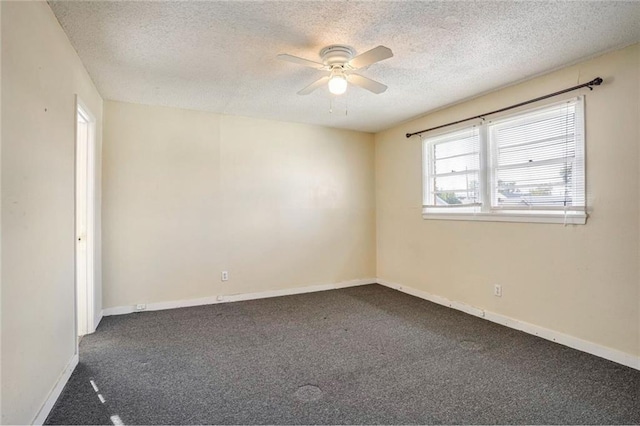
75, 95, 97, 338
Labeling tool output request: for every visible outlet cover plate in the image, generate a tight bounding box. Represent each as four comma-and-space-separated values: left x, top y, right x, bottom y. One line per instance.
494, 284, 502, 297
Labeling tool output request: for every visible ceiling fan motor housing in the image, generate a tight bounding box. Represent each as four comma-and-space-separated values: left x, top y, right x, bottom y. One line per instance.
320, 45, 355, 68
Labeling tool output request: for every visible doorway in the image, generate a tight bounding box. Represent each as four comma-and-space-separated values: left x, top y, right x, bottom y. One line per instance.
76, 98, 96, 337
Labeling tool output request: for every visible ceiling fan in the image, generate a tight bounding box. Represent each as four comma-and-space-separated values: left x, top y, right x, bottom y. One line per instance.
278, 45, 393, 96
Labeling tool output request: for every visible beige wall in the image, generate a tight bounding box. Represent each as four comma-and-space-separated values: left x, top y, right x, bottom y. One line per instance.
103, 102, 375, 308
1, 2, 103, 424
376, 44, 640, 357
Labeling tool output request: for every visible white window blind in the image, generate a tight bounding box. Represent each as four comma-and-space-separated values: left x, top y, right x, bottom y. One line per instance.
423, 127, 481, 208
489, 99, 585, 211
422, 97, 586, 224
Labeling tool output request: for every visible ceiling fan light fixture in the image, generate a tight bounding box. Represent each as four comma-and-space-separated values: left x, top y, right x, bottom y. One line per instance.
328, 71, 348, 95
279, 44, 393, 96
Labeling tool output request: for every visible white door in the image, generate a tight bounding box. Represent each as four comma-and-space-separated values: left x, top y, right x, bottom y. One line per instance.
76, 99, 96, 337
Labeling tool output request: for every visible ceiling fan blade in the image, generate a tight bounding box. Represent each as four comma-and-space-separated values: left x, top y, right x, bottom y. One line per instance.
297, 75, 330, 95
277, 54, 325, 69
348, 74, 388, 94
348, 45, 393, 70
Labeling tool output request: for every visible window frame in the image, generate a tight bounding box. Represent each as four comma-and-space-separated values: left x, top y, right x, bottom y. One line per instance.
423, 126, 483, 212
422, 96, 586, 225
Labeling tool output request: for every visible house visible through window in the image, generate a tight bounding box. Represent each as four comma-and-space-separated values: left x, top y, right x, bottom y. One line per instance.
422, 97, 586, 224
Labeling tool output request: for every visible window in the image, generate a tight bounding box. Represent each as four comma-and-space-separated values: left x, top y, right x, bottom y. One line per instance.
422, 97, 586, 224
423, 127, 482, 210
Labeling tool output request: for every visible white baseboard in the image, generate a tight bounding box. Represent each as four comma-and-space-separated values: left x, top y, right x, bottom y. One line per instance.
101, 277, 638, 370
378, 279, 640, 371
93, 311, 103, 333
102, 278, 376, 317
32, 353, 79, 425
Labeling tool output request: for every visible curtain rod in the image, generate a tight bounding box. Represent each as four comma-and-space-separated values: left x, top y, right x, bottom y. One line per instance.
405, 77, 603, 139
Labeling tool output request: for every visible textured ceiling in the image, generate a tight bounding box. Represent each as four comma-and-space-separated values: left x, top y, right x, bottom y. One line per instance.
49, 1, 640, 133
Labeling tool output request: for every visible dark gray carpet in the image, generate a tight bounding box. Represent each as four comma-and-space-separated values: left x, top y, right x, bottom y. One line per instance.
45, 284, 640, 425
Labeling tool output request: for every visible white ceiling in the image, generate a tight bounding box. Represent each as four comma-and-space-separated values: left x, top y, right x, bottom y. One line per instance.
49, 1, 640, 133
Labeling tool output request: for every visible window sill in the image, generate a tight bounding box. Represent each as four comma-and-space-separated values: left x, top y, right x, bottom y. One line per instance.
421, 210, 587, 224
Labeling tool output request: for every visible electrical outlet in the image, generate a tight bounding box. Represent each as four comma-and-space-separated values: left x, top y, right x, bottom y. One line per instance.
221, 271, 229, 281
494, 284, 502, 297
135, 303, 146, 311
